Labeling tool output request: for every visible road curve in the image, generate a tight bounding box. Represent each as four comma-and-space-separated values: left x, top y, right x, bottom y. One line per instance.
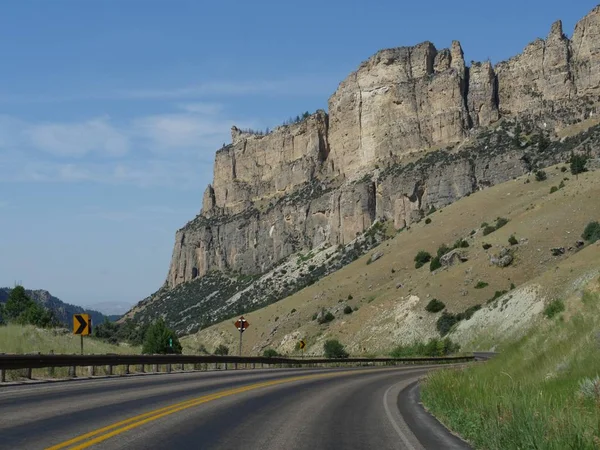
0, 366, 471, 450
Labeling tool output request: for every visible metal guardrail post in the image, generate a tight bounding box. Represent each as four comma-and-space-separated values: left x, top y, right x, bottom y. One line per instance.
125, 364, 130, 375
153, 364, 158, 373
140, 364, 145, 373
107, 365, 113, 376
167, 364, 171, 373
89, 366, 95, 376
1, 368, 5, 382
180, 363, 185, 371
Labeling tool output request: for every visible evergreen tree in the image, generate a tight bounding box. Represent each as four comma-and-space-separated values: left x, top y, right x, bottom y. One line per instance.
141, 318, 182, 354
570, 152, 588, 178
4, 286, 31, 321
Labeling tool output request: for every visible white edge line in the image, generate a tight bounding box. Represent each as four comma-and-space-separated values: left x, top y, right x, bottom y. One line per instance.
383, 382, 418, 450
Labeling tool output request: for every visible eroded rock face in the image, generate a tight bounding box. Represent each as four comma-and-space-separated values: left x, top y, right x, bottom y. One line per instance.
211, 111, 329, 215
161, 6, 600, 290
327, 41, 470, 178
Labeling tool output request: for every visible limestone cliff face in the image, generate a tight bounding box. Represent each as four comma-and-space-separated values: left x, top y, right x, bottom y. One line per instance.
206, 111, 329, 215
164, 6, 600, 289
327, 41, 471, 178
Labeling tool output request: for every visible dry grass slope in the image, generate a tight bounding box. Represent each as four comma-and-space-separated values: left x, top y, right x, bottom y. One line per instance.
183, 165, 600, 357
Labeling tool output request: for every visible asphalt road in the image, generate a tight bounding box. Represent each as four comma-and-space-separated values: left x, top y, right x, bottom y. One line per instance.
0, 366, 471, 450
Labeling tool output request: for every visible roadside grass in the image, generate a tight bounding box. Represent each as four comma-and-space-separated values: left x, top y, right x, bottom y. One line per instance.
421, 289, 600, 449
0, 324, 141, 381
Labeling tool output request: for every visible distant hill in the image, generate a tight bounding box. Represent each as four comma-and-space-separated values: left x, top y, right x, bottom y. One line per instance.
0, 288, 119, 328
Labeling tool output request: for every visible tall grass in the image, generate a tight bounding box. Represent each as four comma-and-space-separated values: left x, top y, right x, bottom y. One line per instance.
0, 324, 139, 354
421, 290, 600, 449
0, 325, 141, 381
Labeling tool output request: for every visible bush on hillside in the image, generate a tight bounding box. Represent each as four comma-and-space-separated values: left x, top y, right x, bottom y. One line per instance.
263, 348, 279, 358
474, 281, 489, 289
141, 318, 182, 354
343, 305, 353, 314
570, 153, 588, 176
390, 337, 460, 357
508, 235, 519, 246
482, 226, 496, 236
214, 344, 230, 355
544, 299, 565, 319
414, 251, 432, 269
318, 311, 335, 324
324, 339, 349, 358
430, 257, 442, 272
482, 243, 492, 250
582, 221, 600, 243
425, 299, 446, 313
437, 312, 460, 336
435, 244, 450, 258
425, 218, 432, 224
535, 170, 547, 181
550, 186, 559, 194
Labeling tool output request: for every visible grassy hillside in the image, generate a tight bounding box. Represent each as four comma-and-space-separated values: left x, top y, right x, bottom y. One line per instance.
421, 278, 600, 449
183, 164, 600, 356
0, 324, 140, 355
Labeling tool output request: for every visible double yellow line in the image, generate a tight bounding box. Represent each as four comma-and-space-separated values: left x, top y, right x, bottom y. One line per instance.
46, 368, 391, 450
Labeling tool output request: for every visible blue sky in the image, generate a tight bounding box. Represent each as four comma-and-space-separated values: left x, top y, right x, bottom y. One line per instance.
0, 0, 596, 314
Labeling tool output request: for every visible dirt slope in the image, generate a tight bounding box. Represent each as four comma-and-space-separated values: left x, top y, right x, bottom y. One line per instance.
182, 165, 600, 356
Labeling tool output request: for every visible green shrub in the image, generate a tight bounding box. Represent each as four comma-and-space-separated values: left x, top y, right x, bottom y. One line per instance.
550, 186, 559, 194
454, 238, 469, 249
214, 344, 229, 355
347, 294, 353, 300
544, 299, 565, 319
425, 299, 446, 313
474, 281, 489, 289
535, 170, 547, 181
437, 244, 451, 257
263, 348, 279, 357
324, 339, 349, 358
425, 218, 432, 224
582, 221, 600, 243
482, 243, 492, 250
482, 226, 496, 236
560, 166, 567, 172
141, 318, 182, 354
312, 313, 318, 321
558, 180, 565, 189
430, 257, 442, 272
343, 305, 353, 314
318, 311, 335, 324
414, 251, 432, 269
508, 235, 519, 245
495, 217, 509, 229
437, 312, 459, 336
570, 153, 588, 176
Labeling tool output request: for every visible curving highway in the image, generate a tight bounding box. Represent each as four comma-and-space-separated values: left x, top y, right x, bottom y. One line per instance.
0, 366, 471, 449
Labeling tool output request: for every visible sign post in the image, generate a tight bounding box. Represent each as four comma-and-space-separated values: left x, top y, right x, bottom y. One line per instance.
73, 314, 92, 355
234, 316, 250, 357
299, 339, 306, 358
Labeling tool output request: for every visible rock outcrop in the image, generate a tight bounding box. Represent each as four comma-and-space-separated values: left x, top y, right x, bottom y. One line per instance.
160, 6, 600, 292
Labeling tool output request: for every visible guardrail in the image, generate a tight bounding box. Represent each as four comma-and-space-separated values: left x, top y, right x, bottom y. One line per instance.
473, 352, 498, 361
0, 354, 475, 383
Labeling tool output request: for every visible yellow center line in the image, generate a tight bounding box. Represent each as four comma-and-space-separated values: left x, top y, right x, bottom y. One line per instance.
46, 367, 399, 450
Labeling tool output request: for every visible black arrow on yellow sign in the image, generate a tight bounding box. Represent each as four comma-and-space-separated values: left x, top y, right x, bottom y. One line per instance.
73, 314, 91, 336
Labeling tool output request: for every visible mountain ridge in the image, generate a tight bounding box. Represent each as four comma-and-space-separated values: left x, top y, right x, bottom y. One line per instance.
125, 5, 600, 335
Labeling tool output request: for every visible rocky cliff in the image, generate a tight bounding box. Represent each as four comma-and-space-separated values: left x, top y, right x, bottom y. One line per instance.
137, 6, 600, 330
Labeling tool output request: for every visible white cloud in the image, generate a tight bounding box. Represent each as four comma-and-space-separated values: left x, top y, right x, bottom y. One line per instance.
176, 102, 223, 115
0, 103, 263, 188
26, 117, 129, 158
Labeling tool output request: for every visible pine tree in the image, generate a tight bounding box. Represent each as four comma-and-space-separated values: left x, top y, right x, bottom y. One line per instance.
142, 318, 182, 354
